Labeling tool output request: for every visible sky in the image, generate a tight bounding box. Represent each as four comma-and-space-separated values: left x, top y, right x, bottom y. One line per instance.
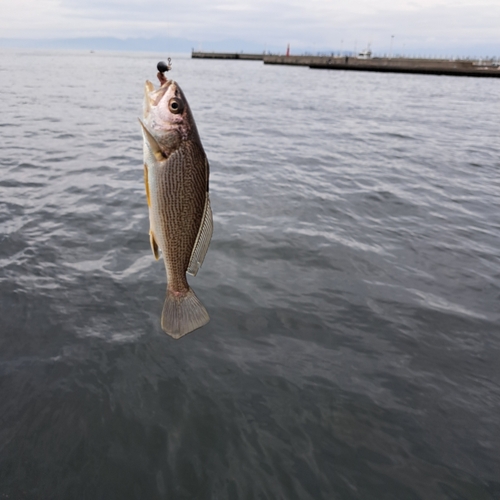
1, 0, 499, 56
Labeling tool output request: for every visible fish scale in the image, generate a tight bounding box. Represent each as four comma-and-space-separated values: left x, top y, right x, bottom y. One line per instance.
152, 145, 205, 291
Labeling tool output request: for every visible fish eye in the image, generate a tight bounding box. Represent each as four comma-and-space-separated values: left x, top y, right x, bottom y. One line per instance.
168, 98, 184, 114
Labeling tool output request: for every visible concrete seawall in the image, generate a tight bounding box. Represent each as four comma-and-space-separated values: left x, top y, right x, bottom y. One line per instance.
263, 55, 329, 66
264, 55, 500, 77
309, 57, 500, 78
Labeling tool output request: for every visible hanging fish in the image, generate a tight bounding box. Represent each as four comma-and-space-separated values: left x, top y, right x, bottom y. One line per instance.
139, 68, 212, 339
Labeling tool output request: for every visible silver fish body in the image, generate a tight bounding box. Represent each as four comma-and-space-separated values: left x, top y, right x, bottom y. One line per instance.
140, 79, 212, 338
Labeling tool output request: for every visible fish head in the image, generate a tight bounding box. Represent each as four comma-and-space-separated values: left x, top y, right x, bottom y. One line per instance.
143, 79, 200, 154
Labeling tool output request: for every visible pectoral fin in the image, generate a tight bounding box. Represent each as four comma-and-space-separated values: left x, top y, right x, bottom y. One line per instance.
187, 195, 213, 276
150, 230, 160, 260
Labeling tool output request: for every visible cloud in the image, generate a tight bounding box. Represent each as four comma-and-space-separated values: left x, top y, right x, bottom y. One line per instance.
0, 0, 499, 54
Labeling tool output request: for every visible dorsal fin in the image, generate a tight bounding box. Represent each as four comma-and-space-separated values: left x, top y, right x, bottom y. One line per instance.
187, 195, 213, 276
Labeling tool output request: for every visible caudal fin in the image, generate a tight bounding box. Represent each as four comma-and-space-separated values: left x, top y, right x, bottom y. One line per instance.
161, 288, 209, 339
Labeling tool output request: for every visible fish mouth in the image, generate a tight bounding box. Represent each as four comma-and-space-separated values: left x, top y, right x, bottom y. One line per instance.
143, 79, 174, 117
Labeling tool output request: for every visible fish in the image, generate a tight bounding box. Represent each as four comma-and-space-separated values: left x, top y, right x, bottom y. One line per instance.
140, 76, 212, 339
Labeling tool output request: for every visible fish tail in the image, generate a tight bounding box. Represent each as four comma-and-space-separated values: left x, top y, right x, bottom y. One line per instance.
161, 288, 209, 339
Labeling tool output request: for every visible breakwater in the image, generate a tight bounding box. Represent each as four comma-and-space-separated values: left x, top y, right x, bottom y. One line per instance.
191, 51, 263, 60
192, 51, 500, 78
263, 55, 332, 66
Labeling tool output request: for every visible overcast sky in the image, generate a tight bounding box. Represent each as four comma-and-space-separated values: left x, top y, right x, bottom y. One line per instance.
1, 0, 499, 54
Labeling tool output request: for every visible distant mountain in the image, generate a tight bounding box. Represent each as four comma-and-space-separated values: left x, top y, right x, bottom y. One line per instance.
0, 37, 277, 54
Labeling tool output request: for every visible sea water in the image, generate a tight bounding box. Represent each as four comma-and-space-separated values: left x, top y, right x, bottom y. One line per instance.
0, 49, 499, 499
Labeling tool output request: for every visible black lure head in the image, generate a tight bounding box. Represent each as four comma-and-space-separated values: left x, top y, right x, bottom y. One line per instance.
157, 59, 172, 73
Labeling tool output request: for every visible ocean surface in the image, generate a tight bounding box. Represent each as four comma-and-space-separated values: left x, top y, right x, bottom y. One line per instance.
1, 49, 499, 499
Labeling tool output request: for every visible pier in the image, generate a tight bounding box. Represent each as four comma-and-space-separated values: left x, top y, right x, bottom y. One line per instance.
192, 51, 500, 78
